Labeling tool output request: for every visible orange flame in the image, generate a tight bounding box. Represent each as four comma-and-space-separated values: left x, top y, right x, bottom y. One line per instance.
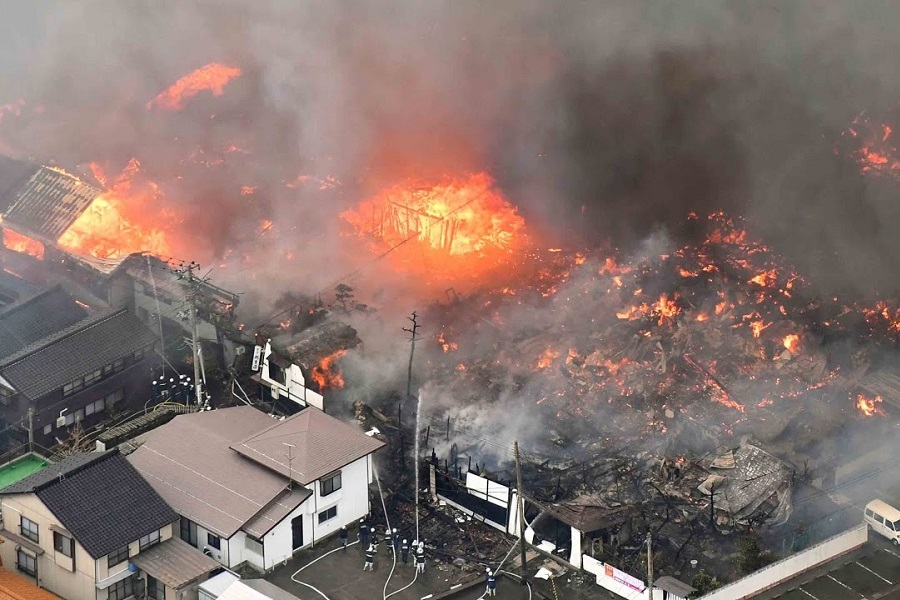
535, 347, 560, 370
1, 229, 44, 259
57, 160, 173, 260
340, 172, 526, 279
310, 349, 347, 391
147, 63, 242, 111
783, 334, 800, 353
437, 332, 458, 353
856, 393, 886, 417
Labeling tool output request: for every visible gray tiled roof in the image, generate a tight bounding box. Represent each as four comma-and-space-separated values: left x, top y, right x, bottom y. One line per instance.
0, 308, 157, 400
3, 166, 100, 240
129, 537, 220, 589
231, 407, 385, 485
0, 285, 89, 361
2, 450, 177, 559
128, 407, 305, 539
0, 156, 37, 213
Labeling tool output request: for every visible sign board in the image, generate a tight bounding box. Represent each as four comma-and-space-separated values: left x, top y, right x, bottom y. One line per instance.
604, 564, 645, 592
251, 345, 262, 371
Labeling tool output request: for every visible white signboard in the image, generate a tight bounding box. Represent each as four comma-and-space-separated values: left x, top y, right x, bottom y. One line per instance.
251, 345, 262, 371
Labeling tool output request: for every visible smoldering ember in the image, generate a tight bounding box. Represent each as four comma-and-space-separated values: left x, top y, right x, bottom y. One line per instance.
4, 3, 900, 600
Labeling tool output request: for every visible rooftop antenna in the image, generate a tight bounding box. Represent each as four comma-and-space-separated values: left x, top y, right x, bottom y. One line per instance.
282, 443, 295, 491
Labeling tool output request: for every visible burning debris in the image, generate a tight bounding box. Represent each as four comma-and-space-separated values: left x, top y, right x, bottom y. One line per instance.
341, 172, 527, 280
146, 62, 242, 111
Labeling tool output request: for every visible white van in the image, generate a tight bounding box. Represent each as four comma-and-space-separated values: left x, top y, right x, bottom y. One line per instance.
864, 500, 900, 544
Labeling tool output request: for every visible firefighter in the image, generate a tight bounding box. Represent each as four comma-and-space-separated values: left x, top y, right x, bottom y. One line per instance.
363, 544, 375, 571
415, 542, 426, 574
486, 568, 497, 597
391, 528, 400, 554
339, 526, 348, 550
358, 519, 370, 552
371, 526, 380, 553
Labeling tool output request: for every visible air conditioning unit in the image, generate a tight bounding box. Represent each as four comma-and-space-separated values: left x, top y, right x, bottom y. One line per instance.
56, 415, 66, 428
202, 545, 222, 561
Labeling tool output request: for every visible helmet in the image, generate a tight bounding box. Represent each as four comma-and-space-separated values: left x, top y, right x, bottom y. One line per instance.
403, 539, 407, 543
393, 528, 397, 533
360, 518, 364, 523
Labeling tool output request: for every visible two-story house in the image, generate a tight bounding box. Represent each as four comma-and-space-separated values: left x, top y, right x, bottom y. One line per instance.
128, 406, 385, 572
0, 449, 219, 600
0, 286, 158, 448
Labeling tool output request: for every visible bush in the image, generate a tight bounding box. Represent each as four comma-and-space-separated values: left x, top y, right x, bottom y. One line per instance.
690, 572, 722, 596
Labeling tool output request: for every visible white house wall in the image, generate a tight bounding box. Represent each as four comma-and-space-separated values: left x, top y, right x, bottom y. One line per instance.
311, 455, 370, 544
262, 499, 312, 571
260, 342, 324, 410
181, 519, 232, 568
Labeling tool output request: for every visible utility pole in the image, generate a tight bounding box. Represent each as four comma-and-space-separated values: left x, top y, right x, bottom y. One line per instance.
514, 441, 527, 585
646, 532, 653, 600
172, 261, 205, 407
401, 311, 420, 430
26, 406, 33, 452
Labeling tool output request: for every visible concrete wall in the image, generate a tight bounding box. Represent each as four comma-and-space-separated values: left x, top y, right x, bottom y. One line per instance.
699, 524, 869, 600
0, 493, 95, 600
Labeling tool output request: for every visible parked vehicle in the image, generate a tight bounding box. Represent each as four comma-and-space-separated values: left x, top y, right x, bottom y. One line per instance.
864, 499, 900, 544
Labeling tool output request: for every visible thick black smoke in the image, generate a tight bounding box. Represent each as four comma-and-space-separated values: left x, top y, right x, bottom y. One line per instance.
2, 1, 900, 302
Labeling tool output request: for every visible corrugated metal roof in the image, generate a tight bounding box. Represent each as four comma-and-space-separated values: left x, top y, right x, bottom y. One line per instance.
128, 407, 304, 538
231, 407, 384, 485
129, 537, 219, 589
3, 166, 100, 240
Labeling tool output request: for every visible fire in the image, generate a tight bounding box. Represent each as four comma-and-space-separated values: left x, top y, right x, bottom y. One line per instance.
749, 320, 770, 338
749, 269, 777, 287
147, 63, 242, 111
856, 393, 886, 417
1, 228, 44, 259
57, 160, 173, 260
844, 111, 900, 177
340, 172, 526, 279
310, 349, 347, 391
782, 334, 800, 353
535, 347, 560, 370
437, 332, 458, 353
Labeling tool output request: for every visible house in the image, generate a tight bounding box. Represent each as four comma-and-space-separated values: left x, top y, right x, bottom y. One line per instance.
0, 286, 158, 448
0, 566, 62, 600
254, 340, 324, 410
0, 449, 220, 600
128, 406, 385, 572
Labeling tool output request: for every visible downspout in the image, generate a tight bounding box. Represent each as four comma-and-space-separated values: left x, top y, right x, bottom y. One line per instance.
312, 482, 317, 549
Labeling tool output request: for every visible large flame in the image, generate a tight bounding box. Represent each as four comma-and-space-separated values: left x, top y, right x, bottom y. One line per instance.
310, 349, 347, 391
341, 172, 527, 279
1, 228, 44, 259
147, 63, 242, 111
856, 393, 886, 417
57, 160, 173, 260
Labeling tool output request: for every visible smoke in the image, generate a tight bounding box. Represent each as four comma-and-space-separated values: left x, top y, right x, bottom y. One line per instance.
2, 2, 900, 300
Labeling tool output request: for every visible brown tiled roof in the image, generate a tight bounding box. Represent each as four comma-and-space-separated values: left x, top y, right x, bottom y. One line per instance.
231, 407, 385, 485
242, 486, 311, 539
128, 407, 305, 538
0, 567, 62, 600
129, 537, 220, 590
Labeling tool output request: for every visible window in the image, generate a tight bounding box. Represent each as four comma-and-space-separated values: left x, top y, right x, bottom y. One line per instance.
85, 398, 105, 416
53, 531, 73, 557
20, 516, 38, 543
63, 377, 83, 397
105, 389, 125, 409
147, 574, 164, 600
42, 424, 52, 435
74, 408, 84, 423
139, 530, 160, 551
0, 385, 13, 406
876, 515, 885, 525
320, 471, 342, 496
113, 358, 125, 373
83, 369, 102, 387
318, 506, 337, 524
16, 550, 35, 577
108, 545, 129, 567
269, 362, 287, 386
207, 533, 221, 550
180, 518, 198, 547
63, 412, 75, 427
133, 348, 146, 361
108, 577, 133, 600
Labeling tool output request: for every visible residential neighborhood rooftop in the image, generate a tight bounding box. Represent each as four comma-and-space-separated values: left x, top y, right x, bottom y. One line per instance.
0, 566, 61, 600
0, 450, 177, 559
231, 406, 385, 485
0, 285, 89, 361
